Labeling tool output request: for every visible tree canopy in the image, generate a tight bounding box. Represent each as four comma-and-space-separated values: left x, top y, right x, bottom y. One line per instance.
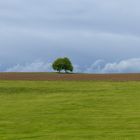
52, 57, 73, 73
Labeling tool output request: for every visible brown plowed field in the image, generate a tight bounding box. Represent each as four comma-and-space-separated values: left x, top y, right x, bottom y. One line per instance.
0, 72, 140, 81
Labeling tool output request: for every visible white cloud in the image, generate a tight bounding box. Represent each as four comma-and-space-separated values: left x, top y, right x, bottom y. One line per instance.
73, 64, 81, 73
86, 58, 140, 73
5, 61, 80, 73
85, 59, 106, 73
5, 61, 52, 72
4, 58, 140, 73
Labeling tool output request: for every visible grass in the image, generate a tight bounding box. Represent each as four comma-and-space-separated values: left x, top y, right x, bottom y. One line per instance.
0, 81, 140, 140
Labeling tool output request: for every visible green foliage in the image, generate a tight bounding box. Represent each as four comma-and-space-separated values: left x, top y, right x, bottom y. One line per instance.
52, 57, 73, 73
0, 81, 140, 139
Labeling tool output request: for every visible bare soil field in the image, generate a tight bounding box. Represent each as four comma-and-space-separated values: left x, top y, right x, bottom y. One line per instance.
0, 72, 140, 81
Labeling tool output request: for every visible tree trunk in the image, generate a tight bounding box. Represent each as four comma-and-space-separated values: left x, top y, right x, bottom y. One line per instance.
65, 69, 67, 73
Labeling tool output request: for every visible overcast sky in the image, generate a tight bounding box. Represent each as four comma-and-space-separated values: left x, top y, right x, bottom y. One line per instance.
1, 0, 140, 73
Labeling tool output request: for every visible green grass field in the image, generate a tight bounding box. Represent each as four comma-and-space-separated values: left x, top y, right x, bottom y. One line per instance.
0, 81, 140, 140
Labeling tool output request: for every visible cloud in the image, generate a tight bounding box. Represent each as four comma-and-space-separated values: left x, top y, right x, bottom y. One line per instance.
86, 58, 140, 73
1, 0, 140, 68
73, 64, 82, 73
5, 61, 80, 73
4, 58, 140, 73
85, 59, 106, 73
5, 58, 140, 73
5, 61, 52, 72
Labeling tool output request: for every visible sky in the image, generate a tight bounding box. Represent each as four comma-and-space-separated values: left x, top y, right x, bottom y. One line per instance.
1, 0, 140, 73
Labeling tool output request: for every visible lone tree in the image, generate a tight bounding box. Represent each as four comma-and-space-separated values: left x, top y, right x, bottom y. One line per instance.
52, 57, 73, 73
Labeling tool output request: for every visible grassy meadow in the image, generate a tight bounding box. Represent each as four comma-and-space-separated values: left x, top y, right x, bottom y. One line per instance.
0, 81, 140, 140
